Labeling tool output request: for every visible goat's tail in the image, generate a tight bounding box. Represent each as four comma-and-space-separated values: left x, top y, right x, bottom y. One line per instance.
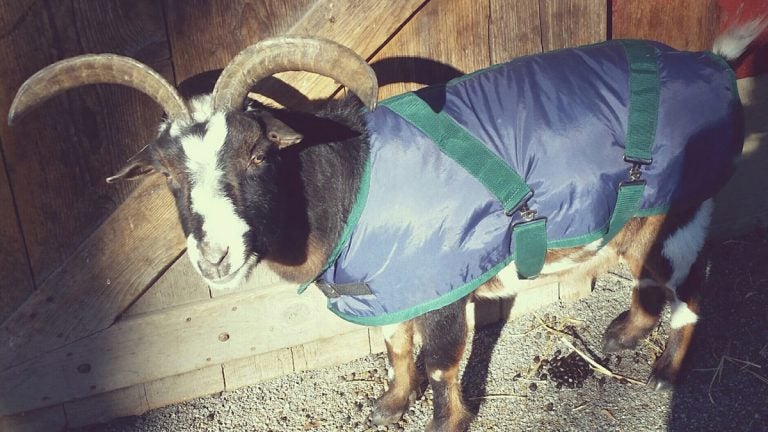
712, 18, 767, 61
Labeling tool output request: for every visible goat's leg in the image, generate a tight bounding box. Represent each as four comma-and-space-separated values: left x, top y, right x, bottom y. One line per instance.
416, 299, 472, 432
371, 320, 420, 425
648, 261, 703, 390
603, 275, 666, 352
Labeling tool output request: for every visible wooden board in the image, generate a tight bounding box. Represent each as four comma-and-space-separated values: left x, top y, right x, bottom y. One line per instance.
611, 0, 719, 51
0, 0, 174, 286
540, 0, 606, 50
0, 143, 33, 325
63, 384, 148, 429
0, 176, 185, 370
372, 0, 491, 100
489, 0, 543, 63
292, 329, 372, 372
163, 0, 315, 85
123, 251, 210, 317
144, 365, 224, 410
0, 283, 362, 416
223, 348, 294, 391
0, 405, 66, 432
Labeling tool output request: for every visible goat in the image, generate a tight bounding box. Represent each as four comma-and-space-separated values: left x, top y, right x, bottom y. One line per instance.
7, 24, 763, 431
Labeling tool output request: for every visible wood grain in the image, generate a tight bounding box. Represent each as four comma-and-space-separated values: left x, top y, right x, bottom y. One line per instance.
372, 0, 491, 99
0, 283, 360, 416
0, 0, 174, 286
611, 0, 719, 51
489, 0, 543, 63
0, 142, 33, 325
292, 329, 372, 372
540, 0, 607, 50
144, 365, 224, 410
223, 348, 294, 390
0, 176, 186, 371
123, 251, 210, 317
63, 384, 148, 429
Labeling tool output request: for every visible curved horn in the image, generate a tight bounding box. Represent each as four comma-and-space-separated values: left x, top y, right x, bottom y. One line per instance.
212, 36, 378, 112
8, 54, 190, 125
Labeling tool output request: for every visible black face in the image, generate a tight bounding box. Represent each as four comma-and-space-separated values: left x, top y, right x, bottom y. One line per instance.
108, 106, 304, 287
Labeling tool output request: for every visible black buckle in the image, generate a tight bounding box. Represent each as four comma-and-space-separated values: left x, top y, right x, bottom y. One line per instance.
316, 281, 340, 298
504, 191, 534, 217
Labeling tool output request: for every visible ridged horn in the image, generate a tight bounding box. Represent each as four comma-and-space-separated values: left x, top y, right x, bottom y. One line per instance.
212, 36, 378, 112
8, 54, 190, 125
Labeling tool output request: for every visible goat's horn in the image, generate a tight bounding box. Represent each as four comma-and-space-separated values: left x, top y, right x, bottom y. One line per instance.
8, 54, 190, 125
212, 36, 378, 112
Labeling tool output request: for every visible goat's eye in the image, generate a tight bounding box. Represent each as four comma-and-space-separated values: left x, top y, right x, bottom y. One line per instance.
249, 153, 266, 167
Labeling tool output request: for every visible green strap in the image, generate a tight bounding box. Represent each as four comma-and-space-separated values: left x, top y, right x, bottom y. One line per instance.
620, 40, 660, 164
382, 90, 532, 214
603, 41, 661, 245
603, 181, 646, 245
513, 218, 548, 279
383, 90, 546, 279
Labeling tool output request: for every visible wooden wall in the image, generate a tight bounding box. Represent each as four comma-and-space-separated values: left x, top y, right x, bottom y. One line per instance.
0, 0, 764, 430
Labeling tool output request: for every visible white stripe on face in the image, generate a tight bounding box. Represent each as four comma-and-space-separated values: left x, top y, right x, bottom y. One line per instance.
182, 112, 250, 281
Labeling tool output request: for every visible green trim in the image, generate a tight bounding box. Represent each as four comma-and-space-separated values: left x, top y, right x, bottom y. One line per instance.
382, 91, 532, 214
297, 154, 373, 294
330, 250, 517, 326
513, 218, 548, 278
327, 205, 669, 327
620, 40, 660, 163
602, 182, 646, 245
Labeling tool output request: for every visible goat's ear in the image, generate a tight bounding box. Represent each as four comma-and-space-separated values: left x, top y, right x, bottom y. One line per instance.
263, 114, 303, 149
106, 146, 156, 183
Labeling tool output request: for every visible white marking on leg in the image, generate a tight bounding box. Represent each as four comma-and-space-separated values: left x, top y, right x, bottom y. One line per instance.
638, 278, 660, 289
662, 200, 713, 290
670, 301, 699, 329
430, 369, 443, 382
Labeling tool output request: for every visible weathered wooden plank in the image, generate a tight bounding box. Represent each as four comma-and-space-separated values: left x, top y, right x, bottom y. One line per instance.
611, 0, 719, 51
0, 141, 33, 325
368, 327, 386, 354
123, 251, 210, 317
372, 0, 491, 99
489, 0, 543, 63
144, 365, 224, 410
0, 0, 173, 286
163, 0, 315, 85
0, 283, 360, 416
0, 405, 66, 432
63, 384, 148, 429
224, 348, 294, 391
0, 176, 185, 370
540, 0, 606, 51
292, 329, 371, 372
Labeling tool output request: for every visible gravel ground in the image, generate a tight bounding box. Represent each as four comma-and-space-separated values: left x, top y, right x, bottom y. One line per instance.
77, 233, 768, 432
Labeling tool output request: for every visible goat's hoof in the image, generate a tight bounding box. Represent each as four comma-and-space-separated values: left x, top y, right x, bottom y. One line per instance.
647, 371, 675, 391
426, 413, 473, 432
371, 394, 408, 426
602, 312, 643, 353
647, 360, 678, 391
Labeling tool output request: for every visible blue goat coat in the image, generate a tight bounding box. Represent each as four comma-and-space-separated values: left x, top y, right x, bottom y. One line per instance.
299, 40, 743, 326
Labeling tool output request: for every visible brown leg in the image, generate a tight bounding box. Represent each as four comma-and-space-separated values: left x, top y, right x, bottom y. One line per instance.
371, 321, 420, 425
416, 300, 472, 432
603, 275, 667, 352
648, 299, 699, 390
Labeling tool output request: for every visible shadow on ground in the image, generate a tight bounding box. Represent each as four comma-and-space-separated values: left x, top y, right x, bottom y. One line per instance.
667, 233, 768, 431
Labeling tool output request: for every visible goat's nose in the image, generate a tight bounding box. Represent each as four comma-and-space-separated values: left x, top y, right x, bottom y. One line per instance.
200, 243, 229, 265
